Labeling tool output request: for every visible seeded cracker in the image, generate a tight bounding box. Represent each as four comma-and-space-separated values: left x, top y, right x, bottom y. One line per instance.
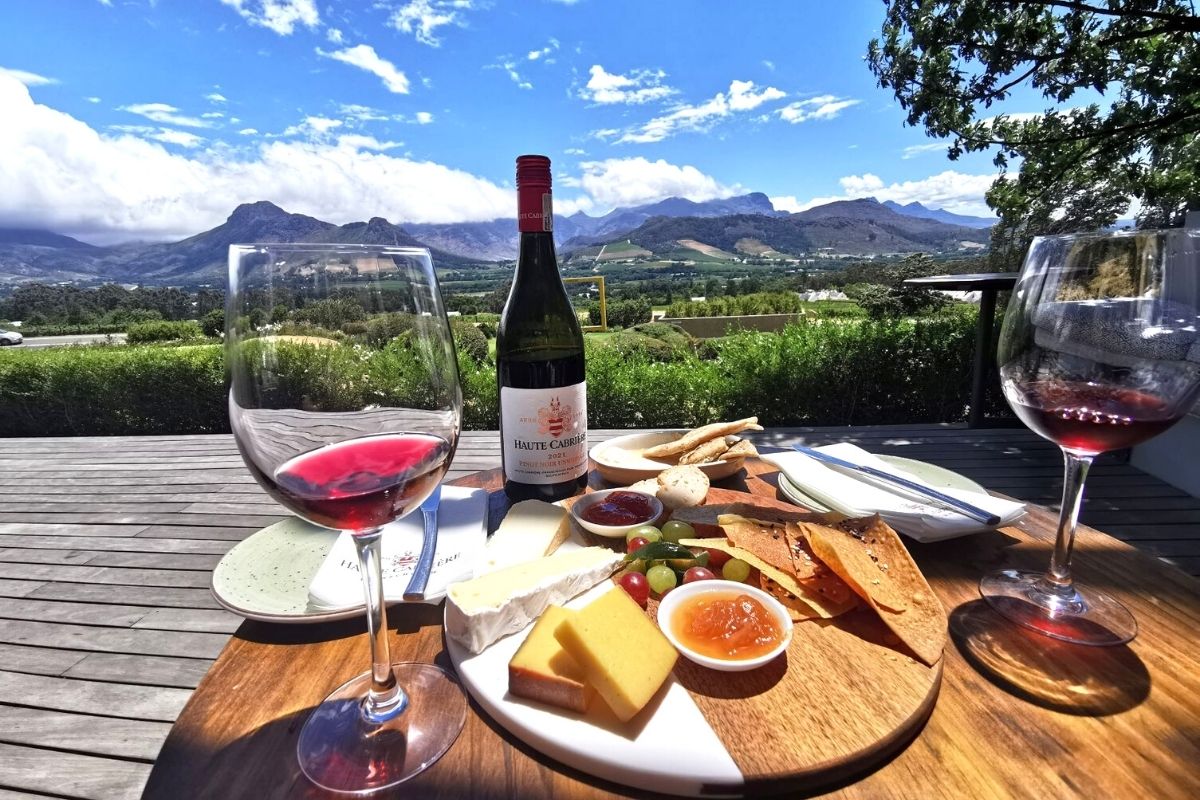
800, 517, 946, 666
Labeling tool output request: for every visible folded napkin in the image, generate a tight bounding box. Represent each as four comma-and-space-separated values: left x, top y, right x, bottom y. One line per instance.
763, 443, 1025, 542
307, 486, 487, 609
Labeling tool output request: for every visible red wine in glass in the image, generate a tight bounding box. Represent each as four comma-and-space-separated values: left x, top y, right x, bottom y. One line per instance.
269, 433, 450, 531
1007, 380, 1183, 455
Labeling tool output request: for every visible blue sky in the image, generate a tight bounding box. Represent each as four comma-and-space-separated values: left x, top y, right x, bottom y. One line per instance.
0, 0, 1034, 243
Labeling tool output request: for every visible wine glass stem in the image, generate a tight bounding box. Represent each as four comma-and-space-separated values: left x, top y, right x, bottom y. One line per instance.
352, 528, 407, 723
1041, 449, 1094, 594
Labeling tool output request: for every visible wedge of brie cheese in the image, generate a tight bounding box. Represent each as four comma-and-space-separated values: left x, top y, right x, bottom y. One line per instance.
445, 546, 623, 654
480, 499, 571, 574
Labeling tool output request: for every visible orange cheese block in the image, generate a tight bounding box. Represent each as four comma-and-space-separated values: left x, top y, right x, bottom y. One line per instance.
554, 587, 677, 723
508, 606, 593, 713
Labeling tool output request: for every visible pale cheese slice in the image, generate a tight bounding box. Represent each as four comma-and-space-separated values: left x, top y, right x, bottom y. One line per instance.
445, 546, 623, 654
481, 499, 571, 574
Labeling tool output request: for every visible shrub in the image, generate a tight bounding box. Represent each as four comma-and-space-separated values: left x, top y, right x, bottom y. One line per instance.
664, 292, 804, 318
0, 309, 998, 436
450, 319, 490, 363
126, 320, 204, 344
293, 297, 366, 329
605, 298, 652, 329
363, 313, 416, 347
200, 309, 225, 338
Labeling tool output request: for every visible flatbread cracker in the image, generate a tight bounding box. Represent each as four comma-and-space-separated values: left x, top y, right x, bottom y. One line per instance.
678, 437, 730, 465
720, 514, 794, 574
721, 438, 758, 460
678, 538, 855, 619
801, 517, 946, 666
642, 417, 763, 459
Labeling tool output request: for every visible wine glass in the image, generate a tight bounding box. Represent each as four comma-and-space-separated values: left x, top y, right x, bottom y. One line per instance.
227, 244, 466, 793
983, 228, 1200, 645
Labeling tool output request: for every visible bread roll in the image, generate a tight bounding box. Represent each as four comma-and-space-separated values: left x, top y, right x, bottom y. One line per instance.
656, 465, 709, 510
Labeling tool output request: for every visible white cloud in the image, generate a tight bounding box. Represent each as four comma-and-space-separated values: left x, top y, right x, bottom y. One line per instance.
902, 142, 947, 159
282, 116, 343, 137
528, 39, 559, 61
326, 27, 344, 44
607, 78, 786, 144
490, 59, 532, 90
0, 74, 513, 241
150, 129, 205, 148
564, 147, 586, 155
619, 93, 727, 143
201, 111, 225, 119
771, 170, 999, 218
778, 95, 860, 124
581, 65, 675, 105
120, 103, 212, 128
317, 45, 409, 94
335, 134, 402, 151
575, 157, 738, 211
728, 80, 786, 111
238, 128, 259, 135
218, 0, 319, 36
415, 111, 433, 125
0, 67, 58, 87
762, 60, 775, 72
206, 92, 227, 103
339, 103, 388, 122
389, 0, 471, 47
86, 96, 101, 104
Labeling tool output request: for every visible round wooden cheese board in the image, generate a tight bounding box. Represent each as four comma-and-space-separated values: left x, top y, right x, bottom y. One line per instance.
448, 462, 944, 797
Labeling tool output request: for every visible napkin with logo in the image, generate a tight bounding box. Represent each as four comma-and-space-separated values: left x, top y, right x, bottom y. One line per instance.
763, 443, 1025, 542
308, 486, 487, 609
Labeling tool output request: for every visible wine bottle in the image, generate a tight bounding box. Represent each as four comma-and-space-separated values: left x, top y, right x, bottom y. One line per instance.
496, 154, 588, 502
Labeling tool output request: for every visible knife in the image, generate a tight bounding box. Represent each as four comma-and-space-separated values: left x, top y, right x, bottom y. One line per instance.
403, 484, 442, 601
790, 445, 1001, 526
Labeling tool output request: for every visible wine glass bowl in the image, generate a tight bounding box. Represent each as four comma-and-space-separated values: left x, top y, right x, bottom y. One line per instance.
984, 229, 1200, 645
227, 244, 466, 793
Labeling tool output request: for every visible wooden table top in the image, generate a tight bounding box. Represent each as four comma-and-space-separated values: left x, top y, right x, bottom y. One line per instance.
142, 459, 1200, 799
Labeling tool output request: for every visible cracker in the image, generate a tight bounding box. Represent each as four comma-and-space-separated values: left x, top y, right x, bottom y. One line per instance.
802, 517, 946, 666
678, 437, 730, 465
642, 417, 763, 459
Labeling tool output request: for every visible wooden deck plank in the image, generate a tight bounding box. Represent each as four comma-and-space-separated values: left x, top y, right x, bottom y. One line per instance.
65, 653, 213, 690
0, 564, 212, 590
0, 643, 88, 677
0, 619, 228, 659
131, 609, 241, 634
0, 706, 171, 761
0, 536, 234, 556
0, 671, 191, 722
0, 741, 151, 800
24, 583, 221, 610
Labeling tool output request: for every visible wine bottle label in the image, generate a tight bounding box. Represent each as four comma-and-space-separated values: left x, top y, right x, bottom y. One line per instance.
500, 382, 587, 484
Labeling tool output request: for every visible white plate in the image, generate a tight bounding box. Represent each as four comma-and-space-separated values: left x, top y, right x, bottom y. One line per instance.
445, 533, 745, 797
776, 455, 986, 514
590, 430, 747, 484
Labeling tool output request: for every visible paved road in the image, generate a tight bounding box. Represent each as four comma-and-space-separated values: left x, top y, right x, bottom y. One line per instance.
12, 332, 127, 348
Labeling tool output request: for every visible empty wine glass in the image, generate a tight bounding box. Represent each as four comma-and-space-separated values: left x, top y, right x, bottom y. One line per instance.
227, 244, 465, 793
983, 229, 1200, 645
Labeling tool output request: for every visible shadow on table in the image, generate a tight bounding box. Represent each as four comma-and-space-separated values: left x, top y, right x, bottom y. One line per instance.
949, 599, 1149, 716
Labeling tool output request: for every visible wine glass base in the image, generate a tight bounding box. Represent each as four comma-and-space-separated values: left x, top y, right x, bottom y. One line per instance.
297, 662, 467, 795
980, 569, 1137, 646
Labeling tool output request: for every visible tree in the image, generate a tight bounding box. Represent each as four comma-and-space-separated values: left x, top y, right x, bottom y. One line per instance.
869, 1, 1200, 266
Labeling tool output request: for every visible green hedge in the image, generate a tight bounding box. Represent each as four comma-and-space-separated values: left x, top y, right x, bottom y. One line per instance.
0, 314, 993, 436
126, 320, 204, 344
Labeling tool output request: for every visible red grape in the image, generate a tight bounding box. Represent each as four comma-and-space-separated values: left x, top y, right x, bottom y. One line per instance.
627, 536, 649, 554
703, 548, 732, 569
683, 566, 717, 584
618, 572, 649, 607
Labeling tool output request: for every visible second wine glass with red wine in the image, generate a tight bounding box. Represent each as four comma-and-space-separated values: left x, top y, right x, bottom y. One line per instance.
984, 229, 1200, 645
227, 244, 465, 794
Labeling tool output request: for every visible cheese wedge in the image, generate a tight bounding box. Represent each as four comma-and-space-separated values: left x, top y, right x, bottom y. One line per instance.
508, 606, 593, 713
445, 547, 623, 654
481, 499, 571, 574
554, 587, 677, 723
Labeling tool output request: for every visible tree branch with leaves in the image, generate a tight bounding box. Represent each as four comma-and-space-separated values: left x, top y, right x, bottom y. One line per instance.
868, 0, 1200, 266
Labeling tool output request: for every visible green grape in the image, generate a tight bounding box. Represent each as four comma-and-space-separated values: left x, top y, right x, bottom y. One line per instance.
624, 558, 647, 574
722, 558, 751, 583
646, 564, 678, 595
626, 525, 661, 544
660, 520, 696, 544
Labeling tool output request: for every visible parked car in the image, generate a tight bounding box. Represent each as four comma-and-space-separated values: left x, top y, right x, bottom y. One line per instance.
0, 329, 23, 346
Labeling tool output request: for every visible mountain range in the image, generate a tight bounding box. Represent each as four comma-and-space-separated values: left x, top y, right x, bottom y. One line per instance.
0, 195, 993, 286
